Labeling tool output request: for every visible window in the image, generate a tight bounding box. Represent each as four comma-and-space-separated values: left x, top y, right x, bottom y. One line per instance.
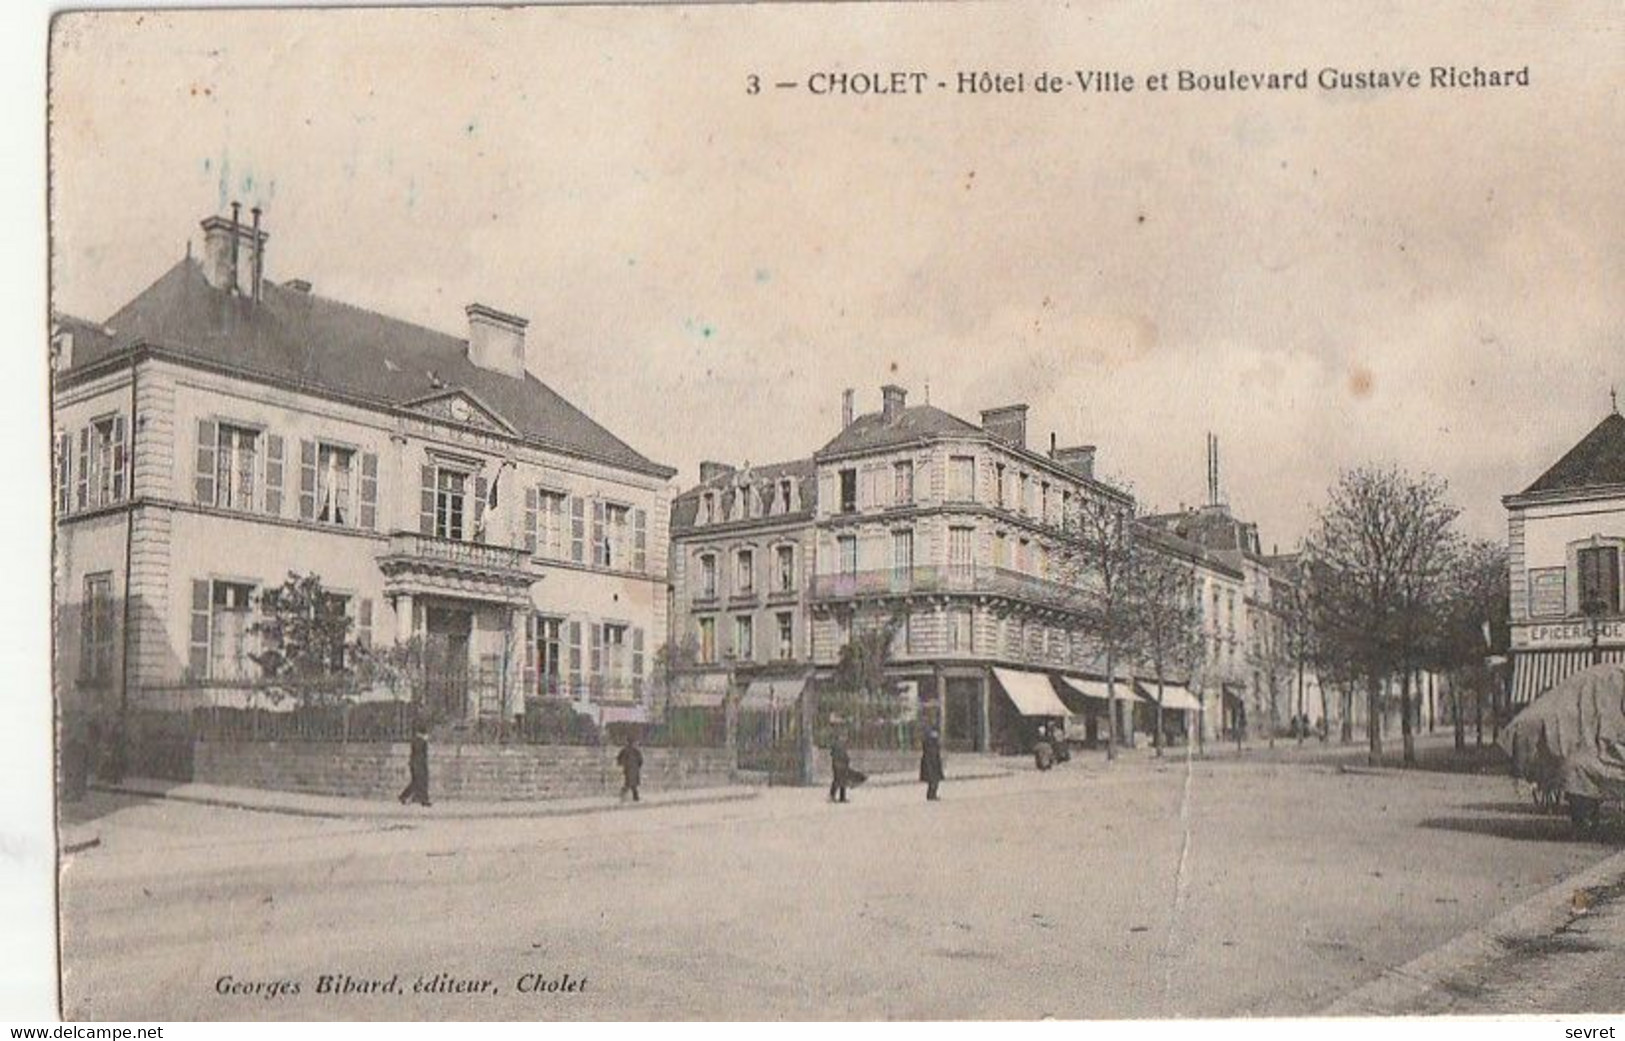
899, 612, 919, 656
1040, 482, 1050, 524
701, 491, 718, 524
55, 432, 72, 515
775, 545, 796, 593
993, 532, 1009, 569
778, 478, 795, 513
893, 461, 915, 505
1017, 538, 1031, 573
1062, 490, 1073, 532
435, 469, 468, 540
698, 617, 717, 664
699, 553, 718, 598
1578, 546, 1622, 615
893, 529, 914, 579
1020, 473, 1033, 515
949, 606, 974, 653
736, 548, 755, 595
948, 456, 976, 501
315, 444, 355, 525
839, 469, 858, 513
599, 503, 631, 568
836, 613, 852, 650
80, 573, 115, 687
734, 615, 754, 661
215, 424, 259, 511
536, 491, 567, 558
950, 526, 974, 579
994, 463, 1006, 508
318, 593, 352, 671
209, 580, 257, 681
603, 623, 629, 690
838, 536, 858, 577
86, 416, 127, 509
533, 616, 563, 696
776, 611, 795, 660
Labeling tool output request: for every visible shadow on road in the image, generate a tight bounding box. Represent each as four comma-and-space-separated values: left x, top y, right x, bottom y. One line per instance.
1419, 814, 1625, 845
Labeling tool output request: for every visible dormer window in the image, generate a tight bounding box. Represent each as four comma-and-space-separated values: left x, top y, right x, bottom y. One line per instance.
701, 491, 718, 524
778, 477, 795, 513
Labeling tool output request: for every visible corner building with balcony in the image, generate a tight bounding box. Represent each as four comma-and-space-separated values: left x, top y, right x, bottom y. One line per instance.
669, 384, 1136, 753
53, 211, 675, 752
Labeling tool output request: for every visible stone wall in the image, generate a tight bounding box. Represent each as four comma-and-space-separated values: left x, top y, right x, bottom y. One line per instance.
192, 741, 736, 802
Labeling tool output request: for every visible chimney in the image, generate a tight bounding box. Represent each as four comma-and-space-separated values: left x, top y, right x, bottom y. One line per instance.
841, 388, 856, 429
881, 384, 907, 422
1053, 444, 1096, 480
465, 303, 529, 379
980, 404, 1029, 449
250, 206, 264, 303
699, 461, 736, 484
199, 207, 269, 296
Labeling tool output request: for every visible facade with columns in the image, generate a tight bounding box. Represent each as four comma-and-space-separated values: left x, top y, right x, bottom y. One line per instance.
52, 211, 674, 737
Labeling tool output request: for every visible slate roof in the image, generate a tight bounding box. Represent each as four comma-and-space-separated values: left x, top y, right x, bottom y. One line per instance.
1523, 411, 1625, 495
815, 404, 984, 458
671, 457, 819, 532
70, 258, 674, 478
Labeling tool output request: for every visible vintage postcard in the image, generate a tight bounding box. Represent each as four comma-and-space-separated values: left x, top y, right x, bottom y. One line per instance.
40, 0, 1625, 1025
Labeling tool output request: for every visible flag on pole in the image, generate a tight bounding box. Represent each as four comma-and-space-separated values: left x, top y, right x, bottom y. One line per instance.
479, 461, 509, 542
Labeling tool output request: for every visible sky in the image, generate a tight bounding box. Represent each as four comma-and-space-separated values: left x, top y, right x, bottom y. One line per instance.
48, 2, 1624, 547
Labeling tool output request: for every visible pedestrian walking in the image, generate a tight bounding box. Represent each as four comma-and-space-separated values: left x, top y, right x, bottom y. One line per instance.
828, 732, 851, 803
920, 727, 944, 801
616, 734, 644, 802
398, 724, 431, 807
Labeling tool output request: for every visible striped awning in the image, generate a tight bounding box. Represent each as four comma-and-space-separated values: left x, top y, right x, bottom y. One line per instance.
1512, 648, 1625, 705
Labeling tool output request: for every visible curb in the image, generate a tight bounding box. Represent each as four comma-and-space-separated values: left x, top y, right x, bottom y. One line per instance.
1322, 846, 1625, 1016
88, 781, 762, 821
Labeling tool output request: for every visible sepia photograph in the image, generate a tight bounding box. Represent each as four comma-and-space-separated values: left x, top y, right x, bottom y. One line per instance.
30, 0, 1625, 1025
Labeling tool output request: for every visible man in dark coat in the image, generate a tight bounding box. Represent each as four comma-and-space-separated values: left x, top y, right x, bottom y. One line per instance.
398, 725, 431, 807
828, 733, 851, 803
616, 735, 645, 802
920, 727, 945, 801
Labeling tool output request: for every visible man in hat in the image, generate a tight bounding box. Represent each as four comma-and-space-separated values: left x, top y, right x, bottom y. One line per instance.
616, 733, 645, 803
920, 727, 945, 801
828, 730, 851, 803
398, 723, 431, 807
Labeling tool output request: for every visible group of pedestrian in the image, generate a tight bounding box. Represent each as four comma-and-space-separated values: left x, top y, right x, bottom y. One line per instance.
827, 727, 945, 803
395, 723, 947, 808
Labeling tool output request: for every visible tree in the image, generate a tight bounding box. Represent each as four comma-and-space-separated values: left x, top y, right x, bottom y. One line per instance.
822, 608, 909, 748
248, 572, 368, 707
1309, 468, 1460, 766
1128, 535, 1204, 757
1056, 492, 1140, 761
1432, 539, 1510, 751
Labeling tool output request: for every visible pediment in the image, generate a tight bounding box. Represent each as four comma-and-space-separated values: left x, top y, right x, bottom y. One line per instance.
404, 389, 517, 436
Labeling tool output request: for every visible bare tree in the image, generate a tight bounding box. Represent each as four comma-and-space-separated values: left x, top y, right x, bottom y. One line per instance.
1309, 467, 1461, 767
1130, 532, 1205, 757
1057, 492, 1140, 762
1432, 539, 1510, 752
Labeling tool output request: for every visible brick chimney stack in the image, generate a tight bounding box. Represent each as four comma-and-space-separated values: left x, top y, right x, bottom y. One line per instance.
881, 384, 907, 422
980, 404, 1029, 449
841, 388, 856, 429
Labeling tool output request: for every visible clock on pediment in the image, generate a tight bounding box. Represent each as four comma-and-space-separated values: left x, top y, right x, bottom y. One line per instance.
405, 389, 516, 436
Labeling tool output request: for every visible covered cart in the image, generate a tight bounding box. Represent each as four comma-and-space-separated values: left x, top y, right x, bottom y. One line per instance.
1498, 663, 1625, 829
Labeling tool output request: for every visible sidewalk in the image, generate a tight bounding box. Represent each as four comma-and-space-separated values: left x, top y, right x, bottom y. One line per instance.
89, 776, 762, 821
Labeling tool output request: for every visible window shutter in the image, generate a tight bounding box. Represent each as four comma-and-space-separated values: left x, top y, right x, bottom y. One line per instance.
473, 475, 489, 543
591, 499, 606, 567
419, 465, 437, 536
570, 496, 585, 563
298, 440, 318, 520
55, 432, 71, 515
524, 612, 536, 691
188, 579, 211, 680
632, 628, 645, 690
263, 435, 284, 516
567, 620, 582, 697
193, 420, 216, 507
523, 486, 538, 554
633, 508, 647, 572
358, 598, 373, 649
111, 415, 128, 502
589, 622, 603, 685
359, 452, 379, 530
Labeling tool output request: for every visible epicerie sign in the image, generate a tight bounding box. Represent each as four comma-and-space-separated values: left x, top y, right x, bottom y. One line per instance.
1518, 619, 1625, 648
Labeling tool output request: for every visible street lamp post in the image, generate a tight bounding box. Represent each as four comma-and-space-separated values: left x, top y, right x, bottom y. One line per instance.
1582, 596, 1607, 667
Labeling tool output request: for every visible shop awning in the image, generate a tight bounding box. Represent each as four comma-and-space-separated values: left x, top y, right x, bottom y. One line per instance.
1057, 674, 1132, 702
1512, 648, 1625, 706
992, 668, 1072, 717
741, 675, 809, 709
1135, 681, 1203, 714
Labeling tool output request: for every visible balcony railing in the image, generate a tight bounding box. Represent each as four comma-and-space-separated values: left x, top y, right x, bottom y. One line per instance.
384, 532, 530, 574
810, 565, 1089, 610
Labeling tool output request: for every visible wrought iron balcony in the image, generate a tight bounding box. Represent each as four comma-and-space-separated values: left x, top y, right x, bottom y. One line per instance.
809, 565, 1089, 610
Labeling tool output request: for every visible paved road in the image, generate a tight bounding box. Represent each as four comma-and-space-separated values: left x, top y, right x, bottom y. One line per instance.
58, 753, 1621, 1020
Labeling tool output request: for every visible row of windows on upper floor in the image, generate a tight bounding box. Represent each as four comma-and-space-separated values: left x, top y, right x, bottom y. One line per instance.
55, 414, 656, 575
695, 476, 805, 525
827, 456, 1113, 530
